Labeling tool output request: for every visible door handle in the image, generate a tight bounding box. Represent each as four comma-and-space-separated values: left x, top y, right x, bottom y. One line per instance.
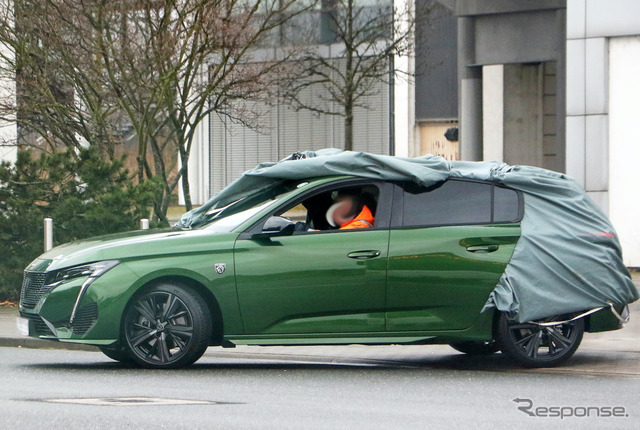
466, 245, 499, 253
347, 250, 381, 259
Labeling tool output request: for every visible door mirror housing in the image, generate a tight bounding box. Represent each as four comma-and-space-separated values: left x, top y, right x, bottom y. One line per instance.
252, 216, 295, 239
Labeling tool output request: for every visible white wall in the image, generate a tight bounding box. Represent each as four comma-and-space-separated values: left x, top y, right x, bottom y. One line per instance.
179, 113, 210, 206
0, 123, 16, 163
609, 36, 640, 267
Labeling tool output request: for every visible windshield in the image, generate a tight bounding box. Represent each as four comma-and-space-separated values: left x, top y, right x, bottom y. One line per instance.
198, 182, 300, 232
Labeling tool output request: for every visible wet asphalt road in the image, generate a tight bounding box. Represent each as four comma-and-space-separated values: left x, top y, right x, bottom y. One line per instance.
0, 346, 638, 430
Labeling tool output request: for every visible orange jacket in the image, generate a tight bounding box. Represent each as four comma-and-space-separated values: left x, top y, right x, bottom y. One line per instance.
340, 205, 375, 229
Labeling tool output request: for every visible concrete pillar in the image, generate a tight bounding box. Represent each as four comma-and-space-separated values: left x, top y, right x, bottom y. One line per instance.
458, 17, 483, 161
482, 64, 504, 162
503, 63, 543, 167
393, 0, 415, 158
554, 8, 567, 173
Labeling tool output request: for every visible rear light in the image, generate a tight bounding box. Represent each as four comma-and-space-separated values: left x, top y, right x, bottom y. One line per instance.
595, 232, 615, 238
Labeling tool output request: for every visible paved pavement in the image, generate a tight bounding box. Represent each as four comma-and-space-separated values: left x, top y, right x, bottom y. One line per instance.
1, 272, 638, 376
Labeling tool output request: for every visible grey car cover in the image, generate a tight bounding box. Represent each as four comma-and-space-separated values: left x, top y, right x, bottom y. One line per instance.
176, 149, 638, 323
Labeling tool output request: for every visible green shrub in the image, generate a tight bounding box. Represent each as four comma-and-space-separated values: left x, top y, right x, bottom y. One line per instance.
0, 148, 163, 301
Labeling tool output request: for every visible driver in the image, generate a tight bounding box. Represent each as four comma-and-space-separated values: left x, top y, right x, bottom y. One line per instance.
326, 194, 375, 229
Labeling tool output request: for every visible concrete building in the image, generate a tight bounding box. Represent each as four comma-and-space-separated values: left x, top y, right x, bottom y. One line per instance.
565, 0, 640, 266
197, 2, 398, 199
413, 0, 460, 160
190, 1, 570, 194
442, 0, 638, 266
186, 0, 456, 202
452, 1, 567, 175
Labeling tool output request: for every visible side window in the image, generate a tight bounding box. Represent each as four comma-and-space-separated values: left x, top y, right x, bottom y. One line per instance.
402, 180, 492, 227
278, 203, 308, 223
493, 186, 520, 223
273, 184, 381, 233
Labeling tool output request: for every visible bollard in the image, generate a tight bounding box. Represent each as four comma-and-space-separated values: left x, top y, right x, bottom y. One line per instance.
140, 218, 150, 230
44, 218, 53, 252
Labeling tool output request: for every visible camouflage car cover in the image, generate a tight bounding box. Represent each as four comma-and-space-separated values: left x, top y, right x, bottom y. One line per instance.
176, 149, 639, 323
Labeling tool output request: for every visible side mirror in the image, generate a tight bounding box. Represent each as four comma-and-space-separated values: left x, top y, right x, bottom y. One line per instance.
252, 216, 295, 240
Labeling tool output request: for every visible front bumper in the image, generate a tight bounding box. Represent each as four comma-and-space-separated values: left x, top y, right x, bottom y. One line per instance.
17, 263, 139, 345
19, 302, 99, 339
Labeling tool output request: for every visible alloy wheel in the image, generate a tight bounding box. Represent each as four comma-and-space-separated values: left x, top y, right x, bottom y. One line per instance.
499, 312, 584, 367
124, 290, 196, 366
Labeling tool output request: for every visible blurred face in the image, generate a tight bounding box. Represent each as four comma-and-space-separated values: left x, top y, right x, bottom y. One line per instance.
328, 196, 355, 226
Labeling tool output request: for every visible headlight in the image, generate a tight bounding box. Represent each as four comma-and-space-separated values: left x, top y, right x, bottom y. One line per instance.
45, 260, 120, 326
47, 260, 120, 286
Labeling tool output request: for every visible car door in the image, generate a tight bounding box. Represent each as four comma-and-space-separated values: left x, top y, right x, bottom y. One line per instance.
234, 181, 392, 335
386, 180, 522, 331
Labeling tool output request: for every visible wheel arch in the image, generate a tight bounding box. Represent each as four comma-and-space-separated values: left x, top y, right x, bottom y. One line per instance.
125, 274, 225, 346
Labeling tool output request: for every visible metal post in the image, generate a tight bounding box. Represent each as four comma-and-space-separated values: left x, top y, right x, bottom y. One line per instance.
140, 218, 150, 230
44, 218, 53, 252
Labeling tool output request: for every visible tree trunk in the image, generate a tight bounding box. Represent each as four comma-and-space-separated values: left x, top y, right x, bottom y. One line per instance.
344, 0, 354, 151
136, 155, 145, 183
344, 111, 354, 151
181, 162, 193, 211
159, 192, 172, 224
177, 132, 193, 211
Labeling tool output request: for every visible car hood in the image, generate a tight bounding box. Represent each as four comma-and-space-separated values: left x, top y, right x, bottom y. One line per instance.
26, 228, 236, 272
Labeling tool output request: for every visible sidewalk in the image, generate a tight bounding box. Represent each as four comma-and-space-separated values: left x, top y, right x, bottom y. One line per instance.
1, 273, 639, 375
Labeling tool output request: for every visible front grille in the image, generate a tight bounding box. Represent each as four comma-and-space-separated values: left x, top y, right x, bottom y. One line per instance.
19, 272, 50, 309
71, 302, 98, 335
20, 313, 55, 337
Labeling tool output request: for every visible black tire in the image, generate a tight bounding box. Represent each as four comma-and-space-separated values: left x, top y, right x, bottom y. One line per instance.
122, 283, 212, 369
99, 343, 133, 363
497, 312, 584, 368
449, 340, 499, 355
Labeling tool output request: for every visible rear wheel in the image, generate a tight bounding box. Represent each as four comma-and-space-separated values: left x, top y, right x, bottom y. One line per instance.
123, 283, 212, 369
497, 312, 584, 367
449, 340, 499, 355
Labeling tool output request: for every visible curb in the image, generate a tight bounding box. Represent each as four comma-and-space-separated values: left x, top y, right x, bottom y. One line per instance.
0, 336, 99, 352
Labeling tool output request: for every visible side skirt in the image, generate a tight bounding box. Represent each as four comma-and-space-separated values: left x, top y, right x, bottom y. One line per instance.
225, 309, 495, 347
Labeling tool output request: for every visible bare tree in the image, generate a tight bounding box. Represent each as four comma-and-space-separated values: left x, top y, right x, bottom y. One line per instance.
0, 1, 125, 157
0, 0, 304, 221
282, 0, 420, 151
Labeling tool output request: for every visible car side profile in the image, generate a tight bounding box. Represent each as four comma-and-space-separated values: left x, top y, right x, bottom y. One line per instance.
17, 152, 638, 369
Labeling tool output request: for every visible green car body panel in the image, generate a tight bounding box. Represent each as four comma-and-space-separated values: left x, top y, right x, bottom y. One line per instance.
22, 230, 244, 344
386, 224, 521, 332
17, 176, 621, 350
234, 228, 389, 335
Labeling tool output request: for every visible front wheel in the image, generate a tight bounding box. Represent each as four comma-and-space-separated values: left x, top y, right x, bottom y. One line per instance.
123, 283, 212, 369
497, 312, 584, 367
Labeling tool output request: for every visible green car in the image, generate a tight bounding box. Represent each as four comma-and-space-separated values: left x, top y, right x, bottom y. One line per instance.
17, 152, 636, 369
